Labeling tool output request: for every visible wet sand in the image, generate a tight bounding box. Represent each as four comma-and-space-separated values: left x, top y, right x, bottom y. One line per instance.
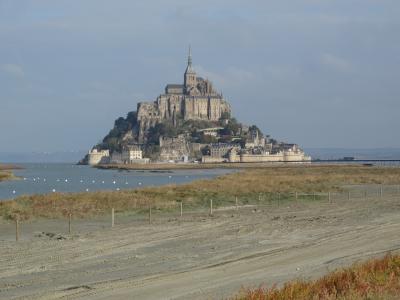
1, 187, 400, 299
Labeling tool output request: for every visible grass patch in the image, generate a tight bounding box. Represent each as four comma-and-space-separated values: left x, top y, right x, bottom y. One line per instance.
233, 253, 400, 300
1, 165, 400, 220
0, 163, 20, 182
0, 171, 15, 182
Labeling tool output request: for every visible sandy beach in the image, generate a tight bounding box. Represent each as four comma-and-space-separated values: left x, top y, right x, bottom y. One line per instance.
1, 185, 399, 299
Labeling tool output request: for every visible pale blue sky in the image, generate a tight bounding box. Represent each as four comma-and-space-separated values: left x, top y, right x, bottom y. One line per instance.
0, 0, 399, 152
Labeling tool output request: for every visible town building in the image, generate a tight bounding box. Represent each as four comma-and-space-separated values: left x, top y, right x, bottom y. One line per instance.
109, 146, 149, 164
198, 127, 224, 137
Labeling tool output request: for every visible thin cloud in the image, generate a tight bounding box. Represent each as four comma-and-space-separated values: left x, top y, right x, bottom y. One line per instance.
195, 65, 255, 89
1, 63, 25, 78
320, 53, 353, 72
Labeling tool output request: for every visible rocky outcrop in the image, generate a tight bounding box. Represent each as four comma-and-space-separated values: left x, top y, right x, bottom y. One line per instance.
137, 95, 230, 142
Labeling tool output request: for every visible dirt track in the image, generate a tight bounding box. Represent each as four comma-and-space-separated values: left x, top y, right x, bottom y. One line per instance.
1, 188, 400, 299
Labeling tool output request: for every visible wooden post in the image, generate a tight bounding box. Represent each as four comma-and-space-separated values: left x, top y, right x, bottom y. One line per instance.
313, 192, 316, 201
328, 192, 331, 203
68, 213, 72, 234
210, 199, 213, 216
111, 208, 114, 228
15, 217, 19, 242
180, 201, 183, 217
149, 205, 152, 224
380, 186, 383, 198
235, 196, 238, 211
295, 192, 298, 201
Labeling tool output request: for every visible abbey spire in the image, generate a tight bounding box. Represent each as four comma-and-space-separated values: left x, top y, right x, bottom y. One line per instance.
184, 45, 196, 92
186, 45, 194, 72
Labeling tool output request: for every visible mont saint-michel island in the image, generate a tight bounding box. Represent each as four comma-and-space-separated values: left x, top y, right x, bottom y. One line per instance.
3, 2, 400, 299
83, 49, 310, 166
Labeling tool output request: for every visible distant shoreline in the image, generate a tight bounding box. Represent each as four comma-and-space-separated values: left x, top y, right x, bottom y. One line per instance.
0, 164, 23, 171
0, 164, 22, 182
94, 162, 306, 171
94, 159, 400, 171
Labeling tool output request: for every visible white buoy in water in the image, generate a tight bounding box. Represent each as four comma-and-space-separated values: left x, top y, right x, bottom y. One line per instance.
102, 181, 105, 184
80, 180, 83, 183
52, 189, 56, 193
65, 179, 68, 183
113, 181, 116, 184
92, 180, 95, 183
86, 188, 89, 192
138, 182, 142, 185
23, 177, 27, 181
168, 175, 172, 178
33, 178, 36, 182
43, 178, 46, 182
125, 182, 128, 185
57, 179, 60, 182
12, 190, 16, 194
116, 188, 120, 191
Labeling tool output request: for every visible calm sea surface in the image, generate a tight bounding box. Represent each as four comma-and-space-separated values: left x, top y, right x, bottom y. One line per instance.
0, 163, 233, 201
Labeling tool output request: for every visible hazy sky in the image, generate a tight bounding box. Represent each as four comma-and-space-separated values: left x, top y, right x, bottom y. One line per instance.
1, 0, 399, 152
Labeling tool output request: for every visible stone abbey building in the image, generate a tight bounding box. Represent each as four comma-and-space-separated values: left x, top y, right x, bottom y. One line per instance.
137, 47, 231, 142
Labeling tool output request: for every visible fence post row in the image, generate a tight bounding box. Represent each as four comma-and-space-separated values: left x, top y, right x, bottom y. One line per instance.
149, 205, 152, 224
14, 186, 399, 243
69, 213, 72, 234
15, 217, 19, 242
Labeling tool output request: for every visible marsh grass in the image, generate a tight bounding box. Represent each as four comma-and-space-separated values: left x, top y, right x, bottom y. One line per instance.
234, 253, 400, 300
1, 165, 400, 220
0, 171, 16, 182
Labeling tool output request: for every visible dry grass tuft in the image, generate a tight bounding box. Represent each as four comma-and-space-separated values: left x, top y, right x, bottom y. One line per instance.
234, 253, 400, 300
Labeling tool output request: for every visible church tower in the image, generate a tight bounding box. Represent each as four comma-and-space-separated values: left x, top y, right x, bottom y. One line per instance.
184, 46, 196, 94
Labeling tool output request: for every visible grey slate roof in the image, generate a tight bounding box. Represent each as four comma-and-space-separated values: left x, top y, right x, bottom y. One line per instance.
166, 84, 184, 88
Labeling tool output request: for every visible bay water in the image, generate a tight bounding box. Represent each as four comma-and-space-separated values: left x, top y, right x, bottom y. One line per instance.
0, 163, 232, 201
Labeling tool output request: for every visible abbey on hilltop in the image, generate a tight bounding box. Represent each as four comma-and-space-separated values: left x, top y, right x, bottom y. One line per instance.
136, 46, 231, 143
83, 48, 310, 165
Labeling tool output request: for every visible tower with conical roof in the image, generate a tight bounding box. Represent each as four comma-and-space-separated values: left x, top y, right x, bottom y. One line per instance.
184, 46, 197, 94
